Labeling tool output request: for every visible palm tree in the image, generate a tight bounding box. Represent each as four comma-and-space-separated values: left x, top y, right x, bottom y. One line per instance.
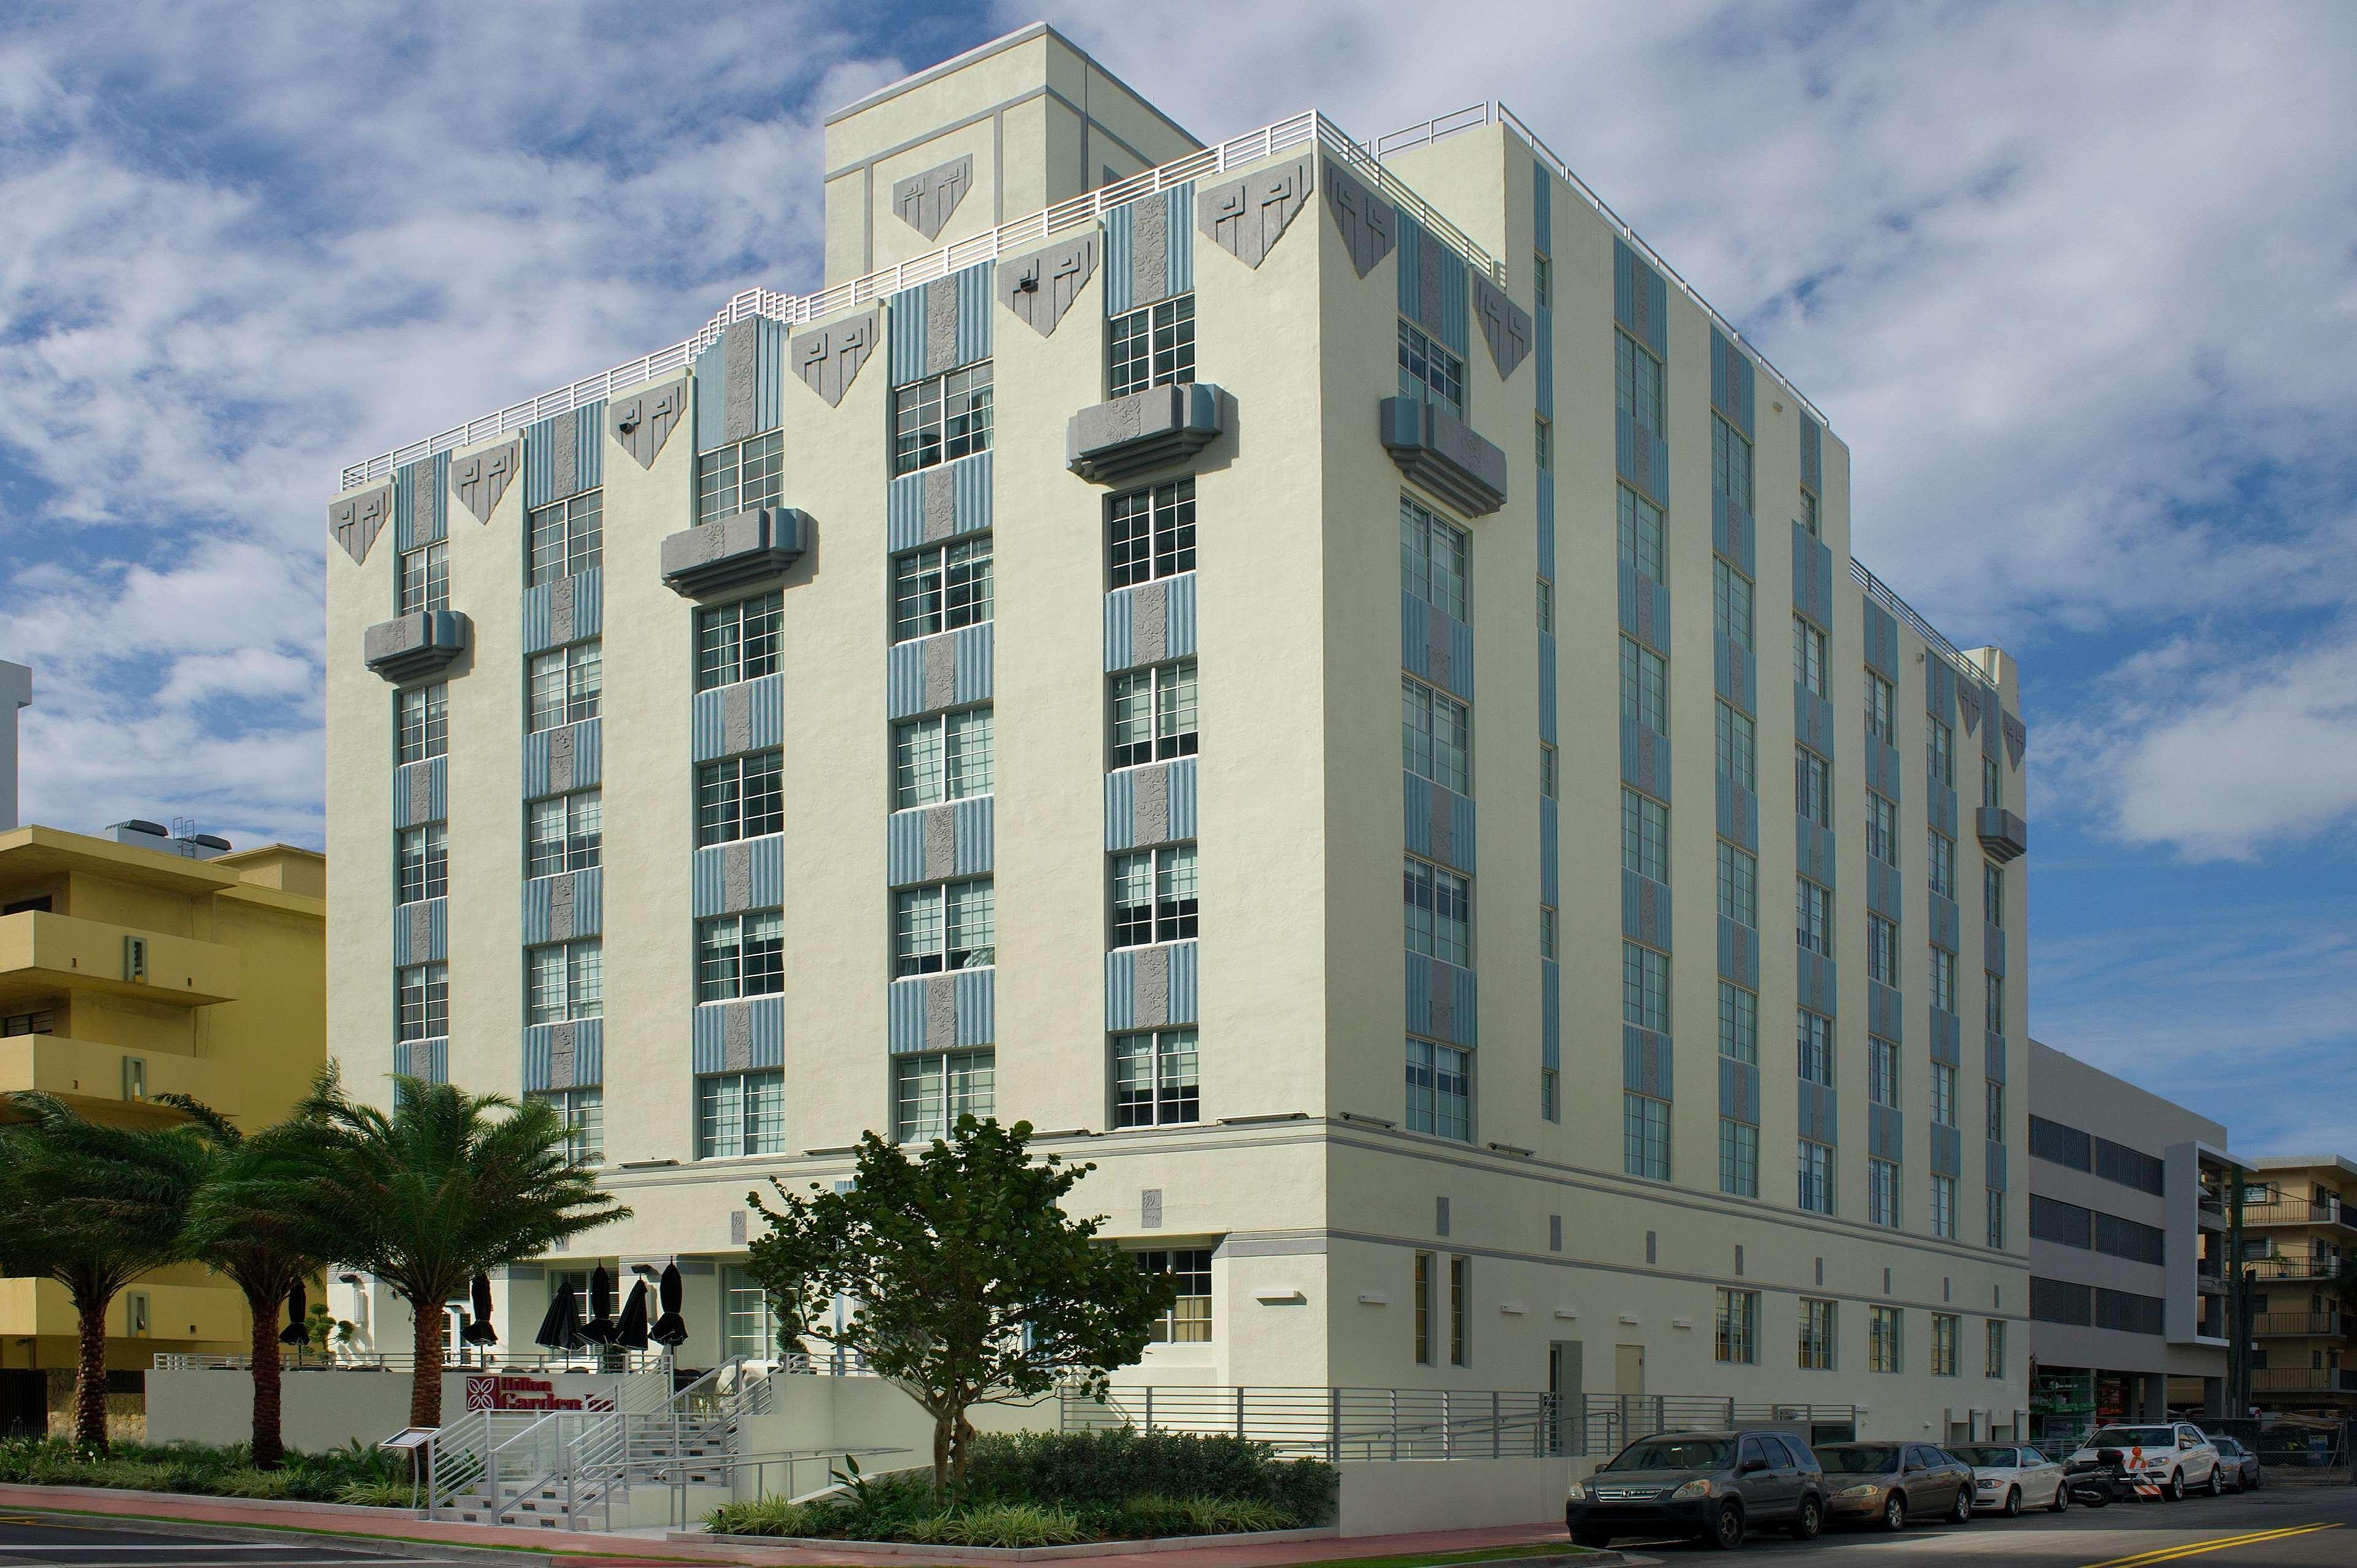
271, 1067, 628, 1431
0, 1093, 208, 1451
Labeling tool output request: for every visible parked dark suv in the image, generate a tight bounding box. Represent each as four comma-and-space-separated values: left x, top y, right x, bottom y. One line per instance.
1565, 1428, 1828, 1550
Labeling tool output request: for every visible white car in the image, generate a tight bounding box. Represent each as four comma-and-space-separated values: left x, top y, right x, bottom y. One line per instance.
2066, 1423, 2224, 1500
1949, 1443, 2069, 1515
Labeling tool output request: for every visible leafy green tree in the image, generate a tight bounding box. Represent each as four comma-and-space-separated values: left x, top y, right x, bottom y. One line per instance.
0, 1093, 209, 1451
746, 1118, 1176, 1505
266, 1067, 628, 1429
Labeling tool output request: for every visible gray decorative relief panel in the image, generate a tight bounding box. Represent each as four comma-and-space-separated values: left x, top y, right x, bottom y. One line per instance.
1198, 156, 1314, 269
608, 377, 688, 470
2002, 711, 2027, 770
1472, 274, 1532, 380
893, 154, 973, 240
792, 310, 878, 407
1956, 679, 1984, 737
451, 440, 519, 525
999, 236, 1097, 337
1322, 156, 1397, 277
329, 484, 393, 565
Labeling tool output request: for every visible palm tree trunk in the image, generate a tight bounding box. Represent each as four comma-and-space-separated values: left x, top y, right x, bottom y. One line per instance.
248, 1288, 285, 1470
72, 1292, 110, 1452
409, 1296, 444, 1430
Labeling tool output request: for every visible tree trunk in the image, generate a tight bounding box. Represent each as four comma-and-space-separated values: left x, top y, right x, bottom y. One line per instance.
931, 1408, 952, 1506
248, 1288, 285, 1470
72, 1292, 110, 1452
409, 1296, 444, 1429
949, 1408, 976, 1500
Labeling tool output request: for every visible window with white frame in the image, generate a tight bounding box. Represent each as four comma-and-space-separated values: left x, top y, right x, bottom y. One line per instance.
894, 879, 994, 975
1792, 616, 1827, 696
1540, 741, 1558, 799
1795, 876, 1832, 956
1797, 1008, 1835, 1086
1932, 1175, 1959, 1241
1800, 485, 1821, 535
1932, 1060, 1958, 1128
1620, 636, 1667, 732
696, 431, 785, 526
1618, 485, 1666, 583
526, 940, 602, 1024
1799, 1299, 1836, 1369
1397, 320, 1463, 415
527, 492, 602, 585
695, 592, 783, 691
1716, 1288, 1760, 1364
1717, 702, 1756, 790
1932, 1311, 1960, 1374
1986, 971, 2005, 1035
892, 536, 992, 642
695, 749, 783, 846
1400, 496, 1468, 620
1137, 1248, 1213, 1342
1984, 1318, 2005, 1378
1983, 752, 2003, 811
396, 683, 448, 765
893, 1048, 994, 1142
1535, 577, 1554, 635
1869, 1156, 1900, 1227
1405, 1037, 1471, 1142
697, 911, 785, 1002
1716, 842, 1757, 927
1928, 830, 1957, 897
1868, 1036, 1900, 1108
1869, 1305, 1902, 1372
1987, 1187, 2007, 1249
1614, 330, 1663, 435
1720, 1119, 1759, 1197
1712, 412, 1753, 513
1113, 846, 1198, 948
1625, 1093, 1671, 1180
397, 962, 447, 1041
1866, 671, 1895, 744
1108, 478, 1196, 588
1113, 1029, 1199, 1127
1719, 982, 1759, 1064
1449, 1255, 1468, 1365
1799, 1140, 1836, 1215
1403, 678, 1471, 795
720, 1263, 780, 1361
1109, 295, 1195, 398
1986, 1079, 2006, 1143
695, 1069, 786, 1158
527, 644, 601, 732
1867, 913, 1899, 985
891, 361, 993, 476
398, 542, 448, 616
1110, 661, 1197, 769
1929, 716, 1955, 787
1713, 557, 1752, 649
527, 1086, 603, 1166
1930, 945, 1957, 1013
1867, 792, 1900, 866
1404, 857, 1471, 967
526, 790, 601, 877
1984, 860, 2005, 927
1796, 747, 1832, 826
397, 824, 446, 905
894, 708, 993, 808
1624, 943, 1670, 1032
1539, 905, 1558, 960
1622, 789, 1669, 882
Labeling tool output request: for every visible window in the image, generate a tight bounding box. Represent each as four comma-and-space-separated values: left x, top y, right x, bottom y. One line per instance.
1867, 793, 1899, 866
1711, 412, 1752, 513
1541, 1069, 1559, 1122
1987, 1187, 2007, 1249
1624, 1093, 1670, 1180
1716, 1289, 1760, 1364
1867, 913, 1899, 985
1716, 843, 1758, 927
1932, 1173, 1958, 1240
527, 1086, 603, 1167
1398, 320, 1464, 415
1620, 638, 1667, 732
1983, 752, 2003, 811
1617, 486, 1666, 582
1621, 790, 1669, 882
1797, 1009, 1834, 1086
1986, 971, 2005, 1035
397, 962, 447, 1041
1798, 1140, 1836, 1214
1986, 1080, 2006, 1143
896, 878, 995, 973
695, 430, 784, 525
695, 592, 783, 691
1111, 660, 1198, 768
1403, 679, 1471, 794
1532, 254, 1552, 308
1716, 702, 1755, 789
1719, 983, 1758, 1064
1405, 1038, 1472, 1142
1798, 1299, 1836, 1370
1869, 1157, 1900, 1227
1932, 1061, 1958, 1127
1400, 497, 1469, 620
397, 684, 448, 765
894, 708, 993, 808
1113, 1030, 1199, 1127
396, 824, 447, 905
1792, 616, 1827, 695
1865, 671, 1894, 744
1414, 1252, 1433, 1364
1720, 1119, 1759, 1197
1138, 1248, 1213, 1342
695, 749, 783, 846
527, 492, 603, 585
1, 1008, 58, 1037
721, 1263, 780, 1361
1713, 558, 1752, 649
892, 536, 993, 641
527, 644, 601, 732
398, 542, 448, 616
1404, 859, 1472, 967
1614, 331, 1662, 435
526, 940, 602, 1024
1114, 847, 1198, 948
1869, 1307, 1902, 1373
1985, 1319, 2005, 1378
1930, 946, 1956, 1013
695, 1069, 786, 1158
1534, 415, 1552, 471
1927, 830, 1957, 897
1539, 742, 1558, 799
1108, 478, 1196, 587
526, 790, 601, 877
1929, 716, 1955, 788
1984, 861, 2005, 927
1795, 878, 1832, 956
1622, 943, 1670, 1032
1535, 578, 1555, 635
1800, 487, 1819, 536
894, 1048, 994, 1141
1449, 1255, 1469, 1366
1932, 1312, 1960, 1376
1796, 747, 1831, 826
1539, 906, 1558, 960
1868, 1037, 1900, 1108
1109, 295, 1195, 398
891, 361, 993, 474
697, 911, 785, 1001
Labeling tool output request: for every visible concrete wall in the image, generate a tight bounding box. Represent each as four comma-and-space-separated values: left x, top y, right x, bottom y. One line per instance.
145, 1369, 635, 1451
738, 1375, 1057, 1469
1337, 1457, 1571, 1536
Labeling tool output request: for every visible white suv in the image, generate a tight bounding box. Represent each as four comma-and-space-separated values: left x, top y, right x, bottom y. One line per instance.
2065, 1422, 2223, 1500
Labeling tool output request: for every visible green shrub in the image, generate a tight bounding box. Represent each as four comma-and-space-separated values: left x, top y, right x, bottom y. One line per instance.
214, 1468, 300, 1499
964, 1429, 1333, 1525
335, 1480, 417, 1509
937, 1504, 1091, 1548
706, 1496, 829, 1537
1101, 1494, 1299, 1539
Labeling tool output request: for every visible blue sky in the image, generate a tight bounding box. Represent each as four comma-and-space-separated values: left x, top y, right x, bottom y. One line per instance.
2, 2, 2353, 1151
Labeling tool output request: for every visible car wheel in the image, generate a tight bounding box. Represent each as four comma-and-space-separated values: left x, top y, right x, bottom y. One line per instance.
1789, 1493, 1823, 1541
2206, 1465, 2223, 1497
1702, 1500, 1745, 1550
1881, 1491, 1908, 1532
1951, 1484, 1975, 1524
2249, 1469, 2263, 1492
1571, 1528, 1612, 1548
2002, 1485, 2021, 1517
2050, 1477, 2071, 1512
2165, 1469, 2186, 1502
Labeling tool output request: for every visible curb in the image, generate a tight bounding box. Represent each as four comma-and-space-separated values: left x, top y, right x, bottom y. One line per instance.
679, 1526, 1339, 1561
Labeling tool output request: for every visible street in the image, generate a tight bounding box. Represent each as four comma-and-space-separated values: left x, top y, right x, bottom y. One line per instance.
1603, 1483, 2356, 1564
0, 1515, 475, 1567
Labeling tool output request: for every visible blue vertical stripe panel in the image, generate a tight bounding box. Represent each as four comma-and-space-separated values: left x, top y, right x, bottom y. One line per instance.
1406, 951, 1430, 1037
1985, 923, 2008, 978
1169, 940, 1200, 1025
1929, 779, 1959, 838
1540, 957, 1561, 1070
1929, 892, 1961, 952
887, 642, 924, 718
1163, 183, 1194, 299
757, 315, 786, 435
1105, 768, 1136, 854
1539, 797, 1559, 908
391, 897, 447, 966
1869, 978, 1905, 1041
1987, 1140, 2008, 1191
1167, 757, 1198, 843
1538, 633, 1557, 744
691, 836, 788, 917
1533, 158, 1552, 249
1720, 1058, 1762, 1124
393, 1038, 449, 1084
1104, 200, 1133, 316
393, 452, 449, 551
690, 673, 785, 761
1930, 1008, 1962, 1064
520, 569, 603, 654
1436, 243, 1467, 358
957, 796, 994, 875
1104, 949, 1136, 1032
954, 261, 992, 368
1402, 773, 1431, 861
521, 717, 603, 798
954, 623, 993, 706
888, 808, 923, 886
1864, 602, 1900, 679
693, 336, 726, 452
1712, 492, 1755, 576
887, 284, 926, 386
957, 967, 996, 1046
889, 978, 927, 1054
1868, 1102, 1903, 1161
1445, 613, 1474, 701
1931, 1124, 1963, 1179
1710, 328, 1757, 438
522, 404, 605, 510
392, 756, 447, 827
690, 997, 787, 1073
520, 1018, 606, 1091
1621, 870, 1674, 951
1716, 778, 1760, 852
1987, 1030, 2008, 1084
1717, 916, 1759, 989
1612, 238, 1670, 358
1714, 636, 1757, 715
1800, 415, 1824, 493
885, 450, 993, 551
1535, 468, 1555, 580
1397, 214, 1422, 322
1621, 1027, 1673, 1098
520, 868, 604, 945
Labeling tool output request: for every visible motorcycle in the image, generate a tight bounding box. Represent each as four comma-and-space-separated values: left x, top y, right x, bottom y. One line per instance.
2063, 1450, 2126, 1508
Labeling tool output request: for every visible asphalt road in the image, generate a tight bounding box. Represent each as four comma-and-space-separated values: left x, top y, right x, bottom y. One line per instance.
0, 1515, 469, 1567
1603, 1481, 2357, 1565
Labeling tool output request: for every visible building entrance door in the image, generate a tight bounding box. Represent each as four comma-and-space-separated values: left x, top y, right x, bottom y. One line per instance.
1550, 1341, 1583, 1454
1614, 1342, 1645, 1399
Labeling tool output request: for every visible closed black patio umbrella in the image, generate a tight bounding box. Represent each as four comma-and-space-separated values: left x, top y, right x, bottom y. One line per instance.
614, 1280, 651, 1351
462, 1273, 498, 1345
279, 1280, 308, 1347
533, 1280, 584, 1351
649, 1262, 688, 1347
580, 1265, 616, 1345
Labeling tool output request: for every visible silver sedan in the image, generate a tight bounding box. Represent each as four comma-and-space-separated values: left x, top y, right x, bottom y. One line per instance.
1950, 1443, 2069, 1515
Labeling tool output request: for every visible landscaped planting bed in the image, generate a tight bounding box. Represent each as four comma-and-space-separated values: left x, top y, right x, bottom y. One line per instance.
0, 1437, 414, 1507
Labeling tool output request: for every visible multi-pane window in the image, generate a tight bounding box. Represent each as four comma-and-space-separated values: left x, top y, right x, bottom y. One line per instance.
1113, 1030, 1199, 1127
1402, 679, 1471, 794
1109, 295, 1195, 398
1799, 1140, 1836, 1214
527, 1086, 603, 1167
1867, 913, 1899, 985
397, 824, 447, 905
1716, 1289, 1760, 1364
526, 790, 602, 877
1623, 943, 1670, 1031
1986, 971, 2005, 1034
1987, 1186, 2007, 1249
1792, 616, 1827, 695
695, 750, 783, 846
892, 537, 993, 641
1617, 486, 1666, 582
526, 940, 602, 1024
1932, 1311, 1960, 1375
1869, 1157, 1900, 1227
696, 911, 786, 1002
1716, 703, 1756, 790
1795, 877, 1832, 956
895, 878, 995, 974
1614, 331, 1663, 435
1865, 672, 1895, 744
695, 1069, 786, 1159
1717, 843, 1759, 927
1868, 1037, 1900, 1108
1711, 413, 1753, 514
1985, 1319, 2006, 1378
1929, 716, 1955, 788
1541, 1068, 1559, 1123
1622, 790, 1669, 881
1932, 1061, 1959, 1127
1400, 498, 1469, 620
1534, 415, 1552, 470
1712, 558, 1752, 649
1869, 1306, 1902, 1372
1983, 752, 2003, 811
1533, 253, 1552, 308
1398, 320, 1464, 415
1796, 747, 1832, 826
1800, 487, 1819, 536
1535, 578, 1554, 635
695, 592, 783, 691
1404, 859, 1471, 967
1110, 660, 1198, 768
891, 361, 993, 475
1138, 1248, 1213, 1342
527, 492, 603, 585
395, 683, 447, 765
719, 1264, 780, 1360
1540, 742, 1558, 799
1798, 1299, 1836, 1370
894, 1048, 994, 1142
1539, 906, 1558, 960
1986, 1080, 2007, 1143
1930, 946, 1957, 1013
1931, 1174, 1959, 1240
695, 431, 785, 525
1113, 848, 1198, 948
1719, 983, 1759, 1064
1797, 1010, 1834, 1086
398, 542, 449, 615
1984, 861, 2006, 927
527, 644, 602, 732
1108, 479, 1196, 587
397, 962, 447, 1041
1720, 1119, 1759, 1197
1620, 638, 1667, 732
1927, 830, 1957, 897
1449, 1255, 1469, 1365
1414, 1252, 1433, 1364
1625, 1093, 1671, 1180
1867, 794, 1900, 865
1405, 1038, 1471, 1142
894, 708, 993, 808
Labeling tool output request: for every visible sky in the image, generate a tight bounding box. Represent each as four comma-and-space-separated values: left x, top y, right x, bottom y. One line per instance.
1, 1, 2352, 1153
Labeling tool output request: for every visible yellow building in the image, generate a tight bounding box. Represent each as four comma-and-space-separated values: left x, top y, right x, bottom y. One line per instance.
2243, 1155, 2357, 1413
0, 821, 326, 1413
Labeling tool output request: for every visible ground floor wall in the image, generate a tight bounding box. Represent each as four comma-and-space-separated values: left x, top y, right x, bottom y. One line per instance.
147, 1368, 639, 1452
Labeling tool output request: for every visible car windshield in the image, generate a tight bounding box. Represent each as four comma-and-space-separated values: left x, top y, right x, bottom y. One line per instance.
1606, 1438, 1732, 1472
2215, 1439, 2244, 1456
1817, 1445, 1902, 1475
1951, 1446, 2019, 1467
2085, 1427, 2173, 1450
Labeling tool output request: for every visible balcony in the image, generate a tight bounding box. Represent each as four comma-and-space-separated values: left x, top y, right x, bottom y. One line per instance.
0, 1032, 242, 1118
1377, 396, 1507, 517
0, 911, 239, 1008
2256, 1312, 2347, 1338
362, 610, 471, 682
2252, 1367, 2357, 1396
1976, 805, 2027, 864
1067, 383, 1229, 484
2246, 1199, 2340, 1227
2248, 1253, 2342, 1283
660, 508, 811, 597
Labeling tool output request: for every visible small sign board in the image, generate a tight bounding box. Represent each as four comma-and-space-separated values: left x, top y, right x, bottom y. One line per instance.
376, 1427, 436, 1452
